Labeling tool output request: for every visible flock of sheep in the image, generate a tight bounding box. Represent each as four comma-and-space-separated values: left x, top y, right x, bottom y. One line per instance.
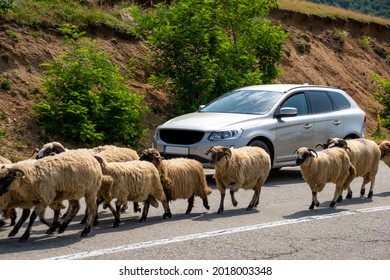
0, 138, 390, 242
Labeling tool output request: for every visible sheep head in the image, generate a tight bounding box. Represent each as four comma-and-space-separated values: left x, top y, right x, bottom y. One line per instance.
294, 147, 317, 166
379, 140, 390, 159
205, 146, 232, 165
36, 141, 67, 159
139, 148, 163, 166
0, 168, 25, 196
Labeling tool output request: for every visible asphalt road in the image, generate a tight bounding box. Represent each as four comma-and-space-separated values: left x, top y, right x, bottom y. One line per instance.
1, 161, 390, 261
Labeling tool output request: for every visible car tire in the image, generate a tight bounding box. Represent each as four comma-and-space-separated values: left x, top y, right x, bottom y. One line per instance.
249, 140, 270, 155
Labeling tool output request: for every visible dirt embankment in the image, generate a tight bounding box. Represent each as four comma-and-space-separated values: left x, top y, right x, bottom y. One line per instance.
0, 9, 389, 161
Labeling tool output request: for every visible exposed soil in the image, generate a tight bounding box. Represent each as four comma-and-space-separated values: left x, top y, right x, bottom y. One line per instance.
0, 9, 389, 161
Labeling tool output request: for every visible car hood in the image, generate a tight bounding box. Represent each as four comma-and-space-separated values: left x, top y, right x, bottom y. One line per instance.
159, 112, 262, 131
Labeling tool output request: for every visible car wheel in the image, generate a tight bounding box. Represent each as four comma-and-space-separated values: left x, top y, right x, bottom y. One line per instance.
249, 140, 270, 155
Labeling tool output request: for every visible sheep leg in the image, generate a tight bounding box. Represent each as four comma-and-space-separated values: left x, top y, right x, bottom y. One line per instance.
58, 200, 80, 234
185, 195, 195, 214
230, 189, 238, 207
9, 208, 17, 226
112, 204, 122, 228
8, 209, 30, 237
202, 196, 210, 210
309, 191, 320, 210
140, 201, 150, 222
19, 209, 39, 242
330, 187, 344, 208
161, 198, 172, 219
80, 193, 98, 238
44, 208, 62, 235
247, 189, 261, 211
217, 191, 226, 214
133, 202, 141, 213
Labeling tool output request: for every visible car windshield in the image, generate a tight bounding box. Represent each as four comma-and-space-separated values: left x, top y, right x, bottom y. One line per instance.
201, 89, 284, 115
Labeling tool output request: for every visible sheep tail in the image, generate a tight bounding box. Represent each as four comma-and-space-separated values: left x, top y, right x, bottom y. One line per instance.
344, 164, 357, 190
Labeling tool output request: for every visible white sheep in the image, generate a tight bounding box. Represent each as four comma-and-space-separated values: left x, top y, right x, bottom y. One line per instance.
317, 137, 381, 199
295, 147, 356, 209
94, 155, 172, 227
139, 148, 212, 214
205, 146, 271, 214
0, 155, 14, 227
0, 150, 103, 241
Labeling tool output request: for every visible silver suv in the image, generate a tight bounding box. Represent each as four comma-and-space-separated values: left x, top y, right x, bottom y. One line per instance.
153, 84, 366, 169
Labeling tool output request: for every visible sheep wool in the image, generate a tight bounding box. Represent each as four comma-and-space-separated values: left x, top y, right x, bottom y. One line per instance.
295, 147, 356, 210
205, 145, 271, 214
139, 148, 212, 215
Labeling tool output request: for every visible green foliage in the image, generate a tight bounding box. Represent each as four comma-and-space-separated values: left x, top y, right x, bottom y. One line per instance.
306, 0, 390, 19
359, 35, 371, 50
1, 74, 11, 90
130, 0, 287, 115
0, 0, 13, 20
371, 72, 390, 130
35, 24, 148, 147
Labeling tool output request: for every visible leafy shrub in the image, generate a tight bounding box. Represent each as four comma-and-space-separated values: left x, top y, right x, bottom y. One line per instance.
35, 24, 148, 147
359, 35, 371, 50
0, 0, 13, 20
371, 72, 390, 131
1, 74, 11, 90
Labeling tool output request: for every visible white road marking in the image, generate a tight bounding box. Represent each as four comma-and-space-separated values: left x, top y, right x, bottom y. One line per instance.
44, 205, 390, 260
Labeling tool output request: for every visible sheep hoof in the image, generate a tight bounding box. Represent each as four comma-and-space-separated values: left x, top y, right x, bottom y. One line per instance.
18, 233, 30, 242
329, 201, 336, 208
368, 191, 373, 198
360, 189, 366, 196
346, 192, 352, 199
246, 205, 254, 211
217, 208, 224, 214
80, 227, 91, 237
0, 220, 5, 228
337, 195, 343, 203
204, 205, 210, 210
309, 205, 314, 210
58, 224, 67, 234
163, 212, 172, 219
113, 222, 120, 228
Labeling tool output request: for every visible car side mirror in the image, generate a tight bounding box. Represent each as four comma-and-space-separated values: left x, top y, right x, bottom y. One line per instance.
198, 105, 206, 111
276, 107, 298, 118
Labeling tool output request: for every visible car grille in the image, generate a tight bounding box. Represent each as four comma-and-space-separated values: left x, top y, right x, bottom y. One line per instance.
159, 129, 205, 145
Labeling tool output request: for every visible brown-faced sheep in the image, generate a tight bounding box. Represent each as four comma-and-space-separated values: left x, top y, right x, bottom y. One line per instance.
317, 137, 381, 199
34, 141, 141, 214
205, 146, 271, 214
0, 150, 103, 241
378, 140, 390, 167
295, 147, 356, 209
139, 148, 212, 215
94, 155, 172, 227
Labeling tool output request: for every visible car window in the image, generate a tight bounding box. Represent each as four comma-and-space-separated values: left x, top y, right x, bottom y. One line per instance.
280, 93, 309, 115
201, 90, 284, 115
307, 91, 334, 113
328, 91, 351, 110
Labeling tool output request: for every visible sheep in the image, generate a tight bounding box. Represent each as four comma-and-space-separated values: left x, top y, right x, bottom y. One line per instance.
295, 147, 356, 209
0, 150, 103, 241
378, 140, 390, 168
205, 146, 271, 214
34, 141, 141, 213
0, 155, 14, 227
94, 155, 172, 227
316, 137, 381, 199
139, 148, 212, 215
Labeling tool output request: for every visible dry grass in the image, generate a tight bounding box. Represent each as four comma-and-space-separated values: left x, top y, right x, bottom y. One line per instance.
277, 0, 390, 26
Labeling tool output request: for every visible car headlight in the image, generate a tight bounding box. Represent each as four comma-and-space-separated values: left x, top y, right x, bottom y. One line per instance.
208, 129, 243, 141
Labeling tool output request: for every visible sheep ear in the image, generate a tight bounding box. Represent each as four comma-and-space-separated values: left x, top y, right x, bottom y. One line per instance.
338, 139, 348, 148
223, 147, 232, 159
9, 168, 25, 179
205, 146, 214, 155
51, 142, 67, 153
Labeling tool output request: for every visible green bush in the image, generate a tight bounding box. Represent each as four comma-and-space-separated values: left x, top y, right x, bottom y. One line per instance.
359, 35, 371, 50
130, 0, 287, 116
35, 24, 148, 147
0, 0, 13, 20
371, 72, 390, 130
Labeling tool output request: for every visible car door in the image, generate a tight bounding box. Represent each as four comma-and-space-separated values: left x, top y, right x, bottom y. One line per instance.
275, 92, 314, 164
306, 90, 344, 147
